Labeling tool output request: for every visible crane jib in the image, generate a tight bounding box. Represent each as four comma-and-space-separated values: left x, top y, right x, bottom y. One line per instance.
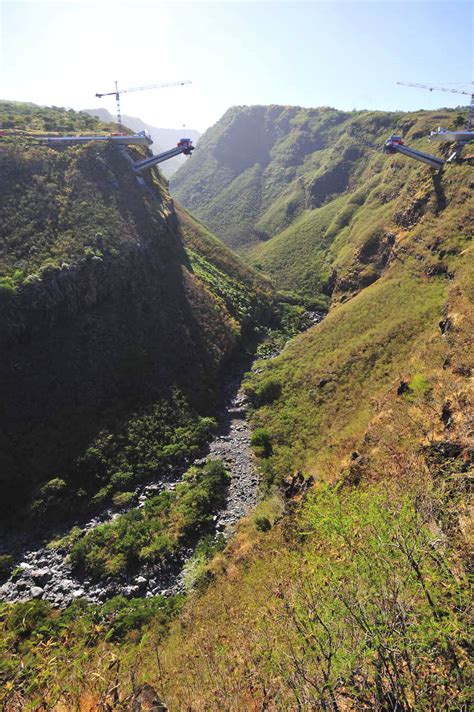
94, 80, 192, 127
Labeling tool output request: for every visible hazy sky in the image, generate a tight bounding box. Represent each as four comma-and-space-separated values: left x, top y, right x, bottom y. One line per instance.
1, 1, 472, 133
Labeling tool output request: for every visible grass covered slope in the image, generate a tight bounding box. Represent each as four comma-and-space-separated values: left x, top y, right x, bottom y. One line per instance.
1, 103, 472, 710
171, 104, 357, 250
171, 104, 470, 304
146, 163, 473, 709
0, 102, 271, 522
244, 161, 472, 481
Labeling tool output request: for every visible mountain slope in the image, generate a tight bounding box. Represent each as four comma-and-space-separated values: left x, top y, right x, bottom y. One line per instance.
150, 156, 473, 710
0, 101, 270, 523
0, 102, 472, 711
171, 104, 469, 304
8, 157, 470, 710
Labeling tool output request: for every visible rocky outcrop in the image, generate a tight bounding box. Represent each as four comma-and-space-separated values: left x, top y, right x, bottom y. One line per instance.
129, 684, 168, 711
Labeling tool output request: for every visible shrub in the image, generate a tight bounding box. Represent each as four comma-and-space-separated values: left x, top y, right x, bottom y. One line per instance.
255, 516, 271, 532
245, 378, 281, 407
0, 276, 17, 295
110, 470, 134, 491
407, 373, 431, 398
112, 491, 135, 507
0, 554, 13, 582
91, 485, 112, 505
100, 594, 185, 642
251, 428, 273, 458
5, 600, 52, 638
40, 477, 67, 496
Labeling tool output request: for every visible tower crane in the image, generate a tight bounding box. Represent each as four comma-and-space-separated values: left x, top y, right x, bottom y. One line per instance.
95, 80, 192, 128
396, 81, 474, 129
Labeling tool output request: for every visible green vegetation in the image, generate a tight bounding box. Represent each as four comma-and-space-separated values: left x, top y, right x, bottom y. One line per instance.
0, 139, 151, 278
0, 102, 272, 523
177, 205, 273, 330
69, 460, 229, 579
242, 155, 472, 482
250, 427, 273, 458
254, 302, 319, 358
139, 125, 472, 709
407, 372, 431, 397
0, 101, 472, 710
244, 272, 445, 484
181, 534, 227, 592
155, 482, 471, 710
29, 390, 217, 520
0, 594, 184, 710
172, 105, 468, 304
0, 101, 111, 136
0, 102, 126, 287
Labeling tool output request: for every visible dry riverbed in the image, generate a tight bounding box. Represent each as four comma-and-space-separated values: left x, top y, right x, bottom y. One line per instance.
0, 368, 258, 606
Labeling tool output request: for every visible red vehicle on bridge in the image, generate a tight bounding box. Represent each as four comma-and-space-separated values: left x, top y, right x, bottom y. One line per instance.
384, 135, 404, 153
177, 138, 194, 155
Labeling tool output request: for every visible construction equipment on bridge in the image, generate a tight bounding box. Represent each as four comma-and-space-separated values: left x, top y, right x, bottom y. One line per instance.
95, 80, 192, 128
429, 127, 474, 143
133, 138, 195, 173
384, 135, 445, 170
395, 81, 474, 161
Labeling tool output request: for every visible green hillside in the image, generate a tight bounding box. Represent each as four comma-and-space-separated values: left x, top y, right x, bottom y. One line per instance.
151, 155, 474, 710
0, 100, 112, 136
0, 102, 271, 523
171, 104, 469, 304
0, 102, 472, 711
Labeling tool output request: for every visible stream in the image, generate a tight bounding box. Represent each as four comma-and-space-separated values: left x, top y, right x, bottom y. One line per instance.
0, 366, 258, 607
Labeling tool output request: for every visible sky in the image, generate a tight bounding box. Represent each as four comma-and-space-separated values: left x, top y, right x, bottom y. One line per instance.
0, 0, 472, 133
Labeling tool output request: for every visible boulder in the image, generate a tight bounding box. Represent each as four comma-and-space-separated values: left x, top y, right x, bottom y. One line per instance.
129, 683, 168, 711
30, 568, 52, 586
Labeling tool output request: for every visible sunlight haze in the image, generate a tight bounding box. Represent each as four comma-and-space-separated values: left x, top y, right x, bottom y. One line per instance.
1, 1, 472, 132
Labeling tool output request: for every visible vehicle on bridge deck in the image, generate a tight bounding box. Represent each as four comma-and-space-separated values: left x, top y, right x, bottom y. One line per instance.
177, 138, 194, 154
383, 135, 404, 153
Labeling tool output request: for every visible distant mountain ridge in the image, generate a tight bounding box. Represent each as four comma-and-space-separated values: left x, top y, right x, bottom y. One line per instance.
82, 107, 201, 177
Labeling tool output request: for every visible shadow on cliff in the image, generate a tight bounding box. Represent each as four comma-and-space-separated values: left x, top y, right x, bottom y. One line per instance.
0, 149, 241, 528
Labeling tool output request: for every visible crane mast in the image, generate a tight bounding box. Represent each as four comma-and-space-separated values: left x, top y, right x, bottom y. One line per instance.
95, 80, 192, 128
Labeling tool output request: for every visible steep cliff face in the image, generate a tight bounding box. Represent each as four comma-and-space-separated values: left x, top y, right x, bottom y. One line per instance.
0, 107, 271, 518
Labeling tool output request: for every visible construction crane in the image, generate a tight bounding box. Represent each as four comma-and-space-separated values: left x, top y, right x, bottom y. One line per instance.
95, 80, 192, 128
397, 81, 474, 129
